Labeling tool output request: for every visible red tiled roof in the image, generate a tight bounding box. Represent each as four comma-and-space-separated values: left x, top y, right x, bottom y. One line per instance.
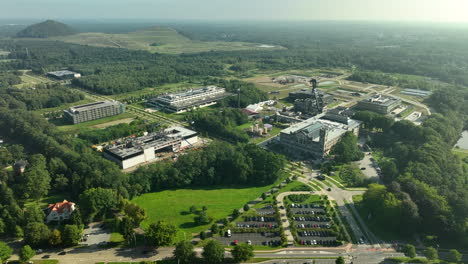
48, 200, 75, 214
242, 108, 258, 115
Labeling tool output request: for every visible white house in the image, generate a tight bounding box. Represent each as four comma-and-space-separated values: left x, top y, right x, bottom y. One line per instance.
46, 200, 76, 223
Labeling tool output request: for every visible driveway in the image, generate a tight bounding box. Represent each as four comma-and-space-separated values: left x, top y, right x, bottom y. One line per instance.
82, 222, 111, 246
356, 153, 380, 182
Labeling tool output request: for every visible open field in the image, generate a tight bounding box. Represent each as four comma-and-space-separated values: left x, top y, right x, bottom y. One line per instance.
453, 148, 468, 160
52, 27, 284, 54
14, 70, 54, 88
131, 185, 277, 241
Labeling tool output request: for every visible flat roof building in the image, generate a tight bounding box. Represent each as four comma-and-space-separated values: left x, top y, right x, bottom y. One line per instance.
356, 94, 401, 114
64, 100, 125, 124
103, 126, 198, 169
289, 89, 334, 104
47, 70, 81, 79
148, 86, 232, 113
279, 113, 361, 159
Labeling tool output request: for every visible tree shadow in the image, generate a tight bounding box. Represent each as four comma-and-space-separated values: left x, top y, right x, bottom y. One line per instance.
180, 211, 191, 216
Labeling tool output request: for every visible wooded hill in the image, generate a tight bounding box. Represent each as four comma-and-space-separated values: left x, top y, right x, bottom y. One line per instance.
16, 20, 76, 38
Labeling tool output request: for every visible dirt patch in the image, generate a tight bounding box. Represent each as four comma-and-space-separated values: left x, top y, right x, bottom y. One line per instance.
92, 118, 135, 129
244, 76, 286, 88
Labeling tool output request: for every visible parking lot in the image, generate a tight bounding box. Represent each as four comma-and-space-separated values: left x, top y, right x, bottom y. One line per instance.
216, 232, 282, 246
81, 222, 111, 246
288, 201, 339, 246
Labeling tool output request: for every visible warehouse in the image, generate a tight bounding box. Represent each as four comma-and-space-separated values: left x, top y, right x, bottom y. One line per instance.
64, 100, 125, 124
279, 112, 361, 159
147, 86, 232, 113
103, 126, 198, 169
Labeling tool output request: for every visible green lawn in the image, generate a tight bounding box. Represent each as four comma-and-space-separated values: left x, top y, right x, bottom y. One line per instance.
23, 193, 68, 209
453, 148, 468, 160
131, 185, 277, 242
34, 98, 96, 115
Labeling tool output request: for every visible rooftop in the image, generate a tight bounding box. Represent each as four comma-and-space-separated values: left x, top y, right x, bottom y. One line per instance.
47, 70, 80, 77
158, 86, 225, 102
281, 113, 361, 141
47, 200, 75, 214
105, 126, 197, 159
66, 100, 121, 113
360, 94, 400, 106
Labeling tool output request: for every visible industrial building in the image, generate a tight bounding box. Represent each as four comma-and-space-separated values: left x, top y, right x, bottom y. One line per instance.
356, 94, 401, 114
147, 86, 232, 113
47, 70, 81, 79
279, 112, 361, 159
103, 126, 198, 169
64, 100, 125, 124
289, 89, 334, 103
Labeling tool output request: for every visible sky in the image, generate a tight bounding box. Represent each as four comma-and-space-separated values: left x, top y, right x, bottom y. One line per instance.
2, 0, 468, 22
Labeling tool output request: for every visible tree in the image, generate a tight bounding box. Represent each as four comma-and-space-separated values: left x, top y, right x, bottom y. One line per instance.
124, 202, 147, 227
232, 209, 240, 219
424, 247, 438, 262
49, 229, 62, 246
174, 240, 196, 264
189, 205, 198, 214
121, 217, 135, 246
449, 249, 462, 263
335, 256, 345, 264
24, 204, 46, 225
24, 222, 51, 247
402, 244, 416, 258
0, 241, 13, 263
195, 210, 210, 225
261, 193, 267, 200
232, 243, 254, 262
199, 231, 206, 240
62, 225, 82, 247
202, 240, 225, 264
19, 245, 35, 263
211, 224, 219, 234
16, 154, 51, 199
145, 221, 177, 247
331, 131, 364, 163
79, 188, 119, 222
243, 204, 250, 211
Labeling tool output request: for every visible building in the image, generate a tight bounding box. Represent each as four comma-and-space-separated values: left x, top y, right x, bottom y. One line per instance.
279, 113, 361, 159
47, 70, 81, 80
46, 200, 76, 223
356, 94, 401, 114
64, 100, 125, 124
289, 89, 334, 104
401, 89, 432, 97
147, 86, 232, 113
13, 160, 28, 175
104, 126, 198, 169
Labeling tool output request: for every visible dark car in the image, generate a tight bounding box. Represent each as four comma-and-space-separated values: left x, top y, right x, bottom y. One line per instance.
58, 251, 67, 255
42, 255, 51, 259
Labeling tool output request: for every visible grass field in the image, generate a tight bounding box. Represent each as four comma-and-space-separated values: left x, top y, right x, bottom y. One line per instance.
14, 71, 54, 88
53, 27, 283, 54
453, 148, 468, 160
131, 185, 277, 242
34, 98, 96, 115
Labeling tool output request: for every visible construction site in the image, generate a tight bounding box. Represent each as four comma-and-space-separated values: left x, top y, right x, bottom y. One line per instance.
103, 126, 199, 170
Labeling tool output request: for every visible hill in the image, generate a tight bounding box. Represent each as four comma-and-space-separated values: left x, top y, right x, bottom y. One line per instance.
52, 26, 283, 54
16, 20, 76, 38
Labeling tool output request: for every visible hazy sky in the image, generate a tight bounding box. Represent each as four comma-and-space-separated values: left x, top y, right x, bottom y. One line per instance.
2, 0, 468, 22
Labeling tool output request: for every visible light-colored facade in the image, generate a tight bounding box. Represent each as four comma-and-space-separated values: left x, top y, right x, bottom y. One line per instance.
46, 200, 75, 223
357, 94, 401, 114
279, 113, 361, 159
148, 86, 231, 113
104, 126, 198, 169
64, 100, 125, 124
47, 70, 81, 79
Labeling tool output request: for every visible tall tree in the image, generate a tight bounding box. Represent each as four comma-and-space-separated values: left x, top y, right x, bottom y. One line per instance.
62, 225, 82, 247
173, 240, 196, 264
0, 241, 13, 263
24, 222, 51, 247
19, 245, 35, 263
402, 244, 416, 258
202, 240, 225, 264
232, 243, 254, 262
145, 221, 177, 248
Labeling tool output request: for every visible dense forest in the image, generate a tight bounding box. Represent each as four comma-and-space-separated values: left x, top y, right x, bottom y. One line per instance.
354, 87, 468, 245
16, 20, 76, 38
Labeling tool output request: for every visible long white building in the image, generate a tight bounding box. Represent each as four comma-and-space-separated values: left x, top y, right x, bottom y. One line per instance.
103, 126, 198, 169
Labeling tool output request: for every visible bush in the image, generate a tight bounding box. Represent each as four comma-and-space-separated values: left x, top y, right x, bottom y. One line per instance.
288, 194, 310, 203
243, 204, 250, 211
